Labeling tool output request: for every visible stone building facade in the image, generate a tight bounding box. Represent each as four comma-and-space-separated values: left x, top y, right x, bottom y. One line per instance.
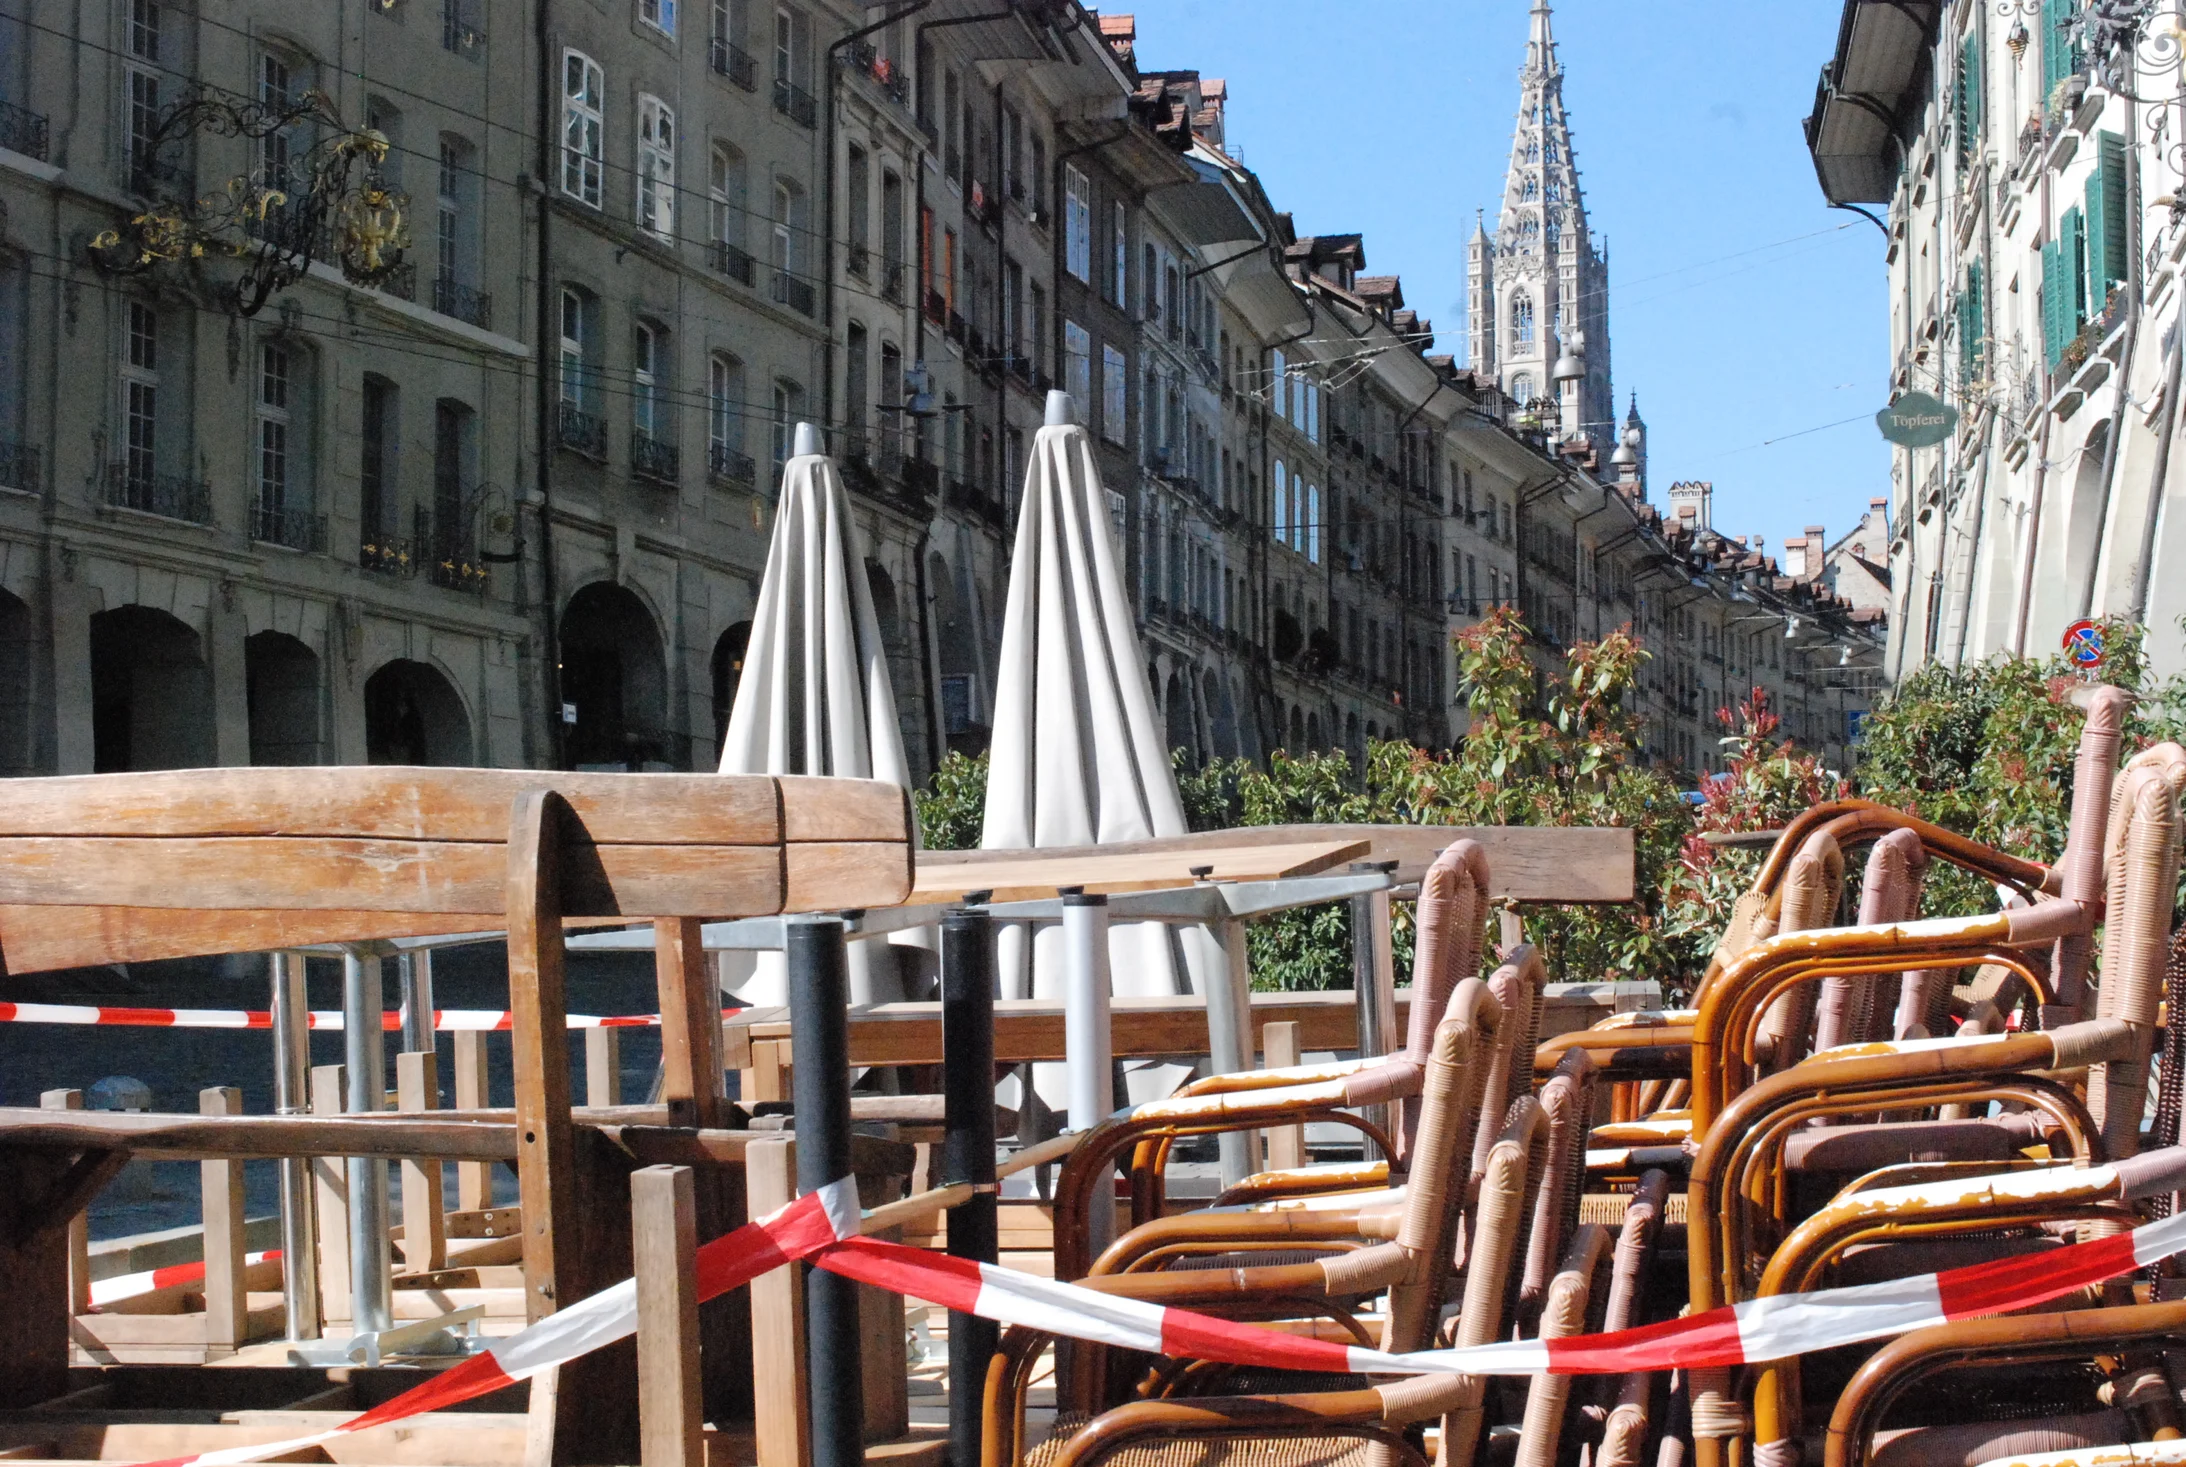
0, 0, 1877, 791
1806, 0, 2186, 679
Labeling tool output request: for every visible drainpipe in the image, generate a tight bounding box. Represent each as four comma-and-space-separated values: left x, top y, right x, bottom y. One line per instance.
534, 0, 565, 768
2128, 290, 2186, 621
2013, 117, 2063, 656
822, 1, 934, 432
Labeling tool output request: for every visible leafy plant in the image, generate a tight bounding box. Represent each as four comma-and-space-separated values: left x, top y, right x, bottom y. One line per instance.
915, 749, 989, 852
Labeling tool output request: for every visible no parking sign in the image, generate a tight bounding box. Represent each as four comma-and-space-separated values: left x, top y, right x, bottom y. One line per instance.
2062, 619, 2106, 669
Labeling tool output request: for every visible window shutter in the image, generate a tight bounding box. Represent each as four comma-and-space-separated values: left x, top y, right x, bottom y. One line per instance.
2060, 204, 2088, 339
2042, 0, 2077, 97
1958, 31, 1983, 158
2087, 130, 2128, 307
2041, 238, 2063, 366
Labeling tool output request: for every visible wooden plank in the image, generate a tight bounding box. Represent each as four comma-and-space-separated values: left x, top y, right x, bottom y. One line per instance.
746, 1138, 808, 1467
778, 777, 915, 844
310, 1065, 351, 1327
655, 920, 728, 1133
506, 792, 581, 1327
198, 1087, 247, 1354
585, 1029, 622, 1109
723, 987, 1614, 1068
452, 1032, 494, 1211
911, 838, 1371, 903
397, 1051, 448, 1273
0, 837, 788, 918
633, 1166, 704, 1467
0, 768, 788, 845
0, 1148, 70, 1405
0, 1107, 518, 1160
925, 824, 1637, 903
1261, 1023, 1305, 1171
785, 841, 917, 913
38, 1090, 89, 1316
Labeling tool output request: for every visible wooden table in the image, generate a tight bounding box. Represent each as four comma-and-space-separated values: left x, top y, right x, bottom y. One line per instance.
911, 838, 1370, 903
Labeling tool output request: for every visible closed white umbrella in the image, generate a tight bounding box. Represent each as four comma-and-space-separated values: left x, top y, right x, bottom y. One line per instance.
720, 422, 914, 1004
983, 393, 1210, 1106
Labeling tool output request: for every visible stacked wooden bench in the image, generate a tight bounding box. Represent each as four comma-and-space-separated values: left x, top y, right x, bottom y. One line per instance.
0, 767, 915, 1466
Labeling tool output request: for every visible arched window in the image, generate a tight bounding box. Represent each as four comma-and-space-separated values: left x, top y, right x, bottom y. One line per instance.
1272, 459, 1288, 544
1510, 292, 1534, 348
1510, 373, 1535, 405
1521, 174, 1538, 201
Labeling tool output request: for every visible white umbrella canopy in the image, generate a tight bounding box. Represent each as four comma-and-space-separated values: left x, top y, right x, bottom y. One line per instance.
720, 423, 916, 1004
983, 393, 1211, 1102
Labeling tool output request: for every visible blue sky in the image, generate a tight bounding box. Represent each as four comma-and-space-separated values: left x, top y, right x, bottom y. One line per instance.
1117, 0, 1892, 559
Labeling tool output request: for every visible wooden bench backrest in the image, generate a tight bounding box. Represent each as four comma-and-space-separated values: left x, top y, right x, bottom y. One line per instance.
0, 768, 912, 973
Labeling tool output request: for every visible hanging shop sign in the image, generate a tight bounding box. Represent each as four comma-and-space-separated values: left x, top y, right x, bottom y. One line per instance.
1876, 391, 1959, 448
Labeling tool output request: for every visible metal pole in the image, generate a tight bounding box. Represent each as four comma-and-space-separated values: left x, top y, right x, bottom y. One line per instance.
1349, 863, 1399, 1162
270, 951, 320, 1340
397, 948, 435, 1057
341, 948, 393, 1336
785, 916, 863, 1467
940, 907, 997, 1467
1060, 891, 1115, 1256
1204, 918, 1256, 1188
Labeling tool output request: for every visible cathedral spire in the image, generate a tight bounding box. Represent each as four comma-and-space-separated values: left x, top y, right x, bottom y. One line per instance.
1466, 0, 1614, 455
1528, 0, 1558, 75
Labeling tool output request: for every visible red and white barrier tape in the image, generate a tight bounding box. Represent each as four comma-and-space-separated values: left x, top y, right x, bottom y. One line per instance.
121, 1185, 2186, 1467
0, 1001, 677, 1032
130, 1178, 862, 1467
813, 1207, 2186, 1379
90, 1249, 281, 1309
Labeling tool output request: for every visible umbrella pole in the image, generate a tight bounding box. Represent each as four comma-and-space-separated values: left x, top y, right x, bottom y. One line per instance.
1061, 891, 1115, 1258
787, 916, 865, 1467
341, 947, 394, 1337
940, 907, 998, 1467
1197, 921, 1258, 1188
270, 951, 321, 1340
1350, 877, 1398, 1162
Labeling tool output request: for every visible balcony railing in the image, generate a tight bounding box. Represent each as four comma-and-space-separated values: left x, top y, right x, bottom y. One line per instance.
359, 530, 417, 576
106, 463, 211, 524
881, 256, 906, 303
712, 239, 757, 285
432, 274, 492, 330
711, 36, 758, 90
838, 43, 909, 104
378, 261, 418, 302
252, 497, 327, 553
1, 100, 51, 162
631, 430, 680, 484
557, 402, 608, 459
709, 441, 756, 485
771, 269, 816, 317
416, 506, 487, 591
0, 440, 40, 494
773, 76, 818, 128
847, 242, 869, 278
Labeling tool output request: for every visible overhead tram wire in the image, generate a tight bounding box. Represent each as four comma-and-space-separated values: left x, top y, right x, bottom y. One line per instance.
21, 14, 1869, 322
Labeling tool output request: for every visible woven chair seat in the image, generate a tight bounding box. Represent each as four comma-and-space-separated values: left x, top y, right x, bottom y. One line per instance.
1022, 1412, 1387, 1467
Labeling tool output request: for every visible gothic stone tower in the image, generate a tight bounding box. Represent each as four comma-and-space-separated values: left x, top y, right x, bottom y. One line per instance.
1468, 0, 1614, 458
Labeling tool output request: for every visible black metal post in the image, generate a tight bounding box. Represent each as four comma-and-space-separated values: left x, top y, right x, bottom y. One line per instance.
941, 906, 998, 1467
786, 916, 863, 1467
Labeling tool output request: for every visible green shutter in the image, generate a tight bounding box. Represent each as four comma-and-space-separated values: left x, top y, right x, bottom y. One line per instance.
2042, 0, 2080, 100
1958, 31, 1983, 160
2063, 204, 2089, 332
2086, 130, 2128, 308
1960, 260, 1986, 385
2042, 237, 2065, 366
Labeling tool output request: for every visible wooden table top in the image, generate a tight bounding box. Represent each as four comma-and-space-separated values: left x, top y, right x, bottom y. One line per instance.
911, 838, 1371, 903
